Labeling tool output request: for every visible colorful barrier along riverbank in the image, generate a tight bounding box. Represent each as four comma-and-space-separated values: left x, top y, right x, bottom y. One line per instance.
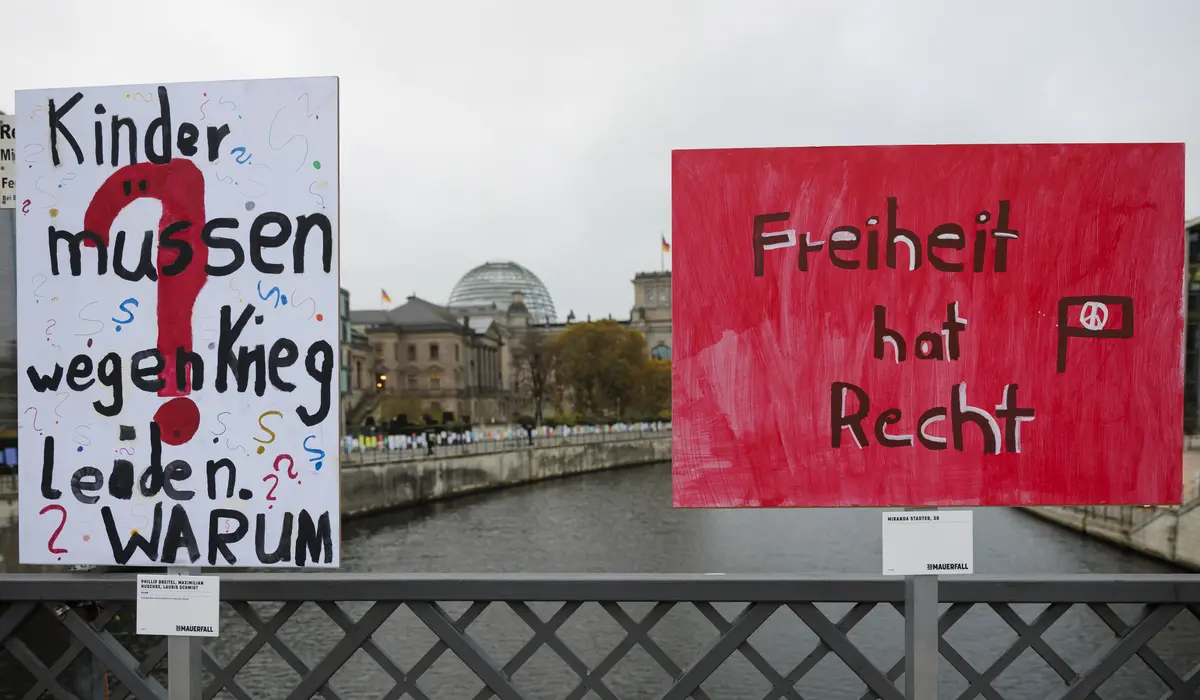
343, 421, 672, 454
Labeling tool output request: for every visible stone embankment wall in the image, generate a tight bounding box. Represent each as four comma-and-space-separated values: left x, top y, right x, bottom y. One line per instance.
1022, 451, 1200, 570
1022, 504, 1200, 570
341, 435, 672, 518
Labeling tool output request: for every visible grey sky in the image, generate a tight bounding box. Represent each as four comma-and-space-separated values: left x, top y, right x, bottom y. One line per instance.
3, 0, 1198, 320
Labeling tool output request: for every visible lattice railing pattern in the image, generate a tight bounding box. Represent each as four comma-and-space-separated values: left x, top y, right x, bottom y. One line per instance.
1, 575, 1199, 700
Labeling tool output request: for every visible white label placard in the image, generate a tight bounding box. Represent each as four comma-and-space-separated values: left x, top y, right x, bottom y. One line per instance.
881, 510, 974, 576
136, 574, 220, 637
15, 77, 341, 567
0, 114, 14, 209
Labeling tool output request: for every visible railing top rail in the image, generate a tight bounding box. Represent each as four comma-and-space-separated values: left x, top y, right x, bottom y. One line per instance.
1, 573, 1197, 603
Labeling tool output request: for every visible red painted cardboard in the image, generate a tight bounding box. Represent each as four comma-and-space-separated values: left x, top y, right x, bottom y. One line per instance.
672, 143, 1185, 507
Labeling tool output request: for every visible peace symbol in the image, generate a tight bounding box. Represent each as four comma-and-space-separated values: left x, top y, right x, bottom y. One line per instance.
1079, 302, 1109, 331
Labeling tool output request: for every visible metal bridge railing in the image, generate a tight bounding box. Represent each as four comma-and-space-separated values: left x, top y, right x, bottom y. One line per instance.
1, 574, 1198, 700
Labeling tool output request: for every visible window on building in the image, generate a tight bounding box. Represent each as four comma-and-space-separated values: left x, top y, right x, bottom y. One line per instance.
356, 361, 363, 389
430, 373, 442, 390
651, 344, 672, 361
645, 289, 656, 307
406, 374, 417, 390
430, 344, 440, 361
455, 344, 460, 362
407, 344, 417, 361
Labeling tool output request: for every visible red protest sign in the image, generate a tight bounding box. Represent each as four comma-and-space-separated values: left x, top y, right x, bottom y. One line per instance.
672, 143, 1185, 508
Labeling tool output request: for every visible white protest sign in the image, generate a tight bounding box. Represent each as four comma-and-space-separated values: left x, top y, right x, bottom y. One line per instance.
881, 510, 974, 576
0, 113, 14, 209
16, 77, 341, 567
136, 574, 220, 637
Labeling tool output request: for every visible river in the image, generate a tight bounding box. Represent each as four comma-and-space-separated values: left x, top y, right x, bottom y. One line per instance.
2, 462, 1197, 699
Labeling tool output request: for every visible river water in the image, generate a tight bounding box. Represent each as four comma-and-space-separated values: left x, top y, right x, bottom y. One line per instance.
3, 462, 1198, 699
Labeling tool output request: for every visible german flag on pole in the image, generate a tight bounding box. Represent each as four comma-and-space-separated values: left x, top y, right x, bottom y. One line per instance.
661, 235, 671, 253
381, 289, 392, 305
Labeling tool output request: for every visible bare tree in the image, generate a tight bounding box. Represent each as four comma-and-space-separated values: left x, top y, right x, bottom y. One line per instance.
510, 328, 555, 424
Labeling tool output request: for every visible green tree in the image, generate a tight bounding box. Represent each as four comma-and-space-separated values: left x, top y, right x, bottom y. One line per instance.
633, 357, 672, 418
551, 320, 652, 418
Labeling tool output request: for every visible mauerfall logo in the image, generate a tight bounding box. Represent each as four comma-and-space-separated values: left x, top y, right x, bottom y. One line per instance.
176, 625, 214, 633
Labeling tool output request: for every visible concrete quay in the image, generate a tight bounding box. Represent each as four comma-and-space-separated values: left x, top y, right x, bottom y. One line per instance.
1021, 451, 1200, 571
340, 433, 672, 518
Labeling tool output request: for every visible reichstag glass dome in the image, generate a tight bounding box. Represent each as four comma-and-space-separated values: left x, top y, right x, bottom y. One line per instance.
447, 261, 557, 324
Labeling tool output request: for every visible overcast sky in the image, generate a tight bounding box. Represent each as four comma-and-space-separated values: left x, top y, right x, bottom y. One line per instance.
4, 0, 1198, 321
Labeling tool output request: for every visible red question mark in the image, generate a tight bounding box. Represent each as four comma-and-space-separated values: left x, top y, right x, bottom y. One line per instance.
83, 161, 209, 446
273, 453, 298, 480
262, 474, 279, 509
39, 504, 69, 559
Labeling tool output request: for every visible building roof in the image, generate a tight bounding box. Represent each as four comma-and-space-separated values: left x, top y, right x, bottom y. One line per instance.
350, 309, 391, 325
448, 261, 557, 323
466, 316, 494, 334
350, 296, 467, 333
1188, 217, 1200, 233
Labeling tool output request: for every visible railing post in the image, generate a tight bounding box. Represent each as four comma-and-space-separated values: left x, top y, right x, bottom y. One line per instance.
904, 507, 939, 699
167, 566, 202, 700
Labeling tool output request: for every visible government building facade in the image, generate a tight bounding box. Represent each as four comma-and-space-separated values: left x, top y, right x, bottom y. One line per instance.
342, 262, 673, 428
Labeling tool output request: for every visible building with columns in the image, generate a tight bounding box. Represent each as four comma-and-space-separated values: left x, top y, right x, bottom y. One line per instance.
339, 288, 378, 431
349, 295, 509, 425
345, 261, 672, 427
